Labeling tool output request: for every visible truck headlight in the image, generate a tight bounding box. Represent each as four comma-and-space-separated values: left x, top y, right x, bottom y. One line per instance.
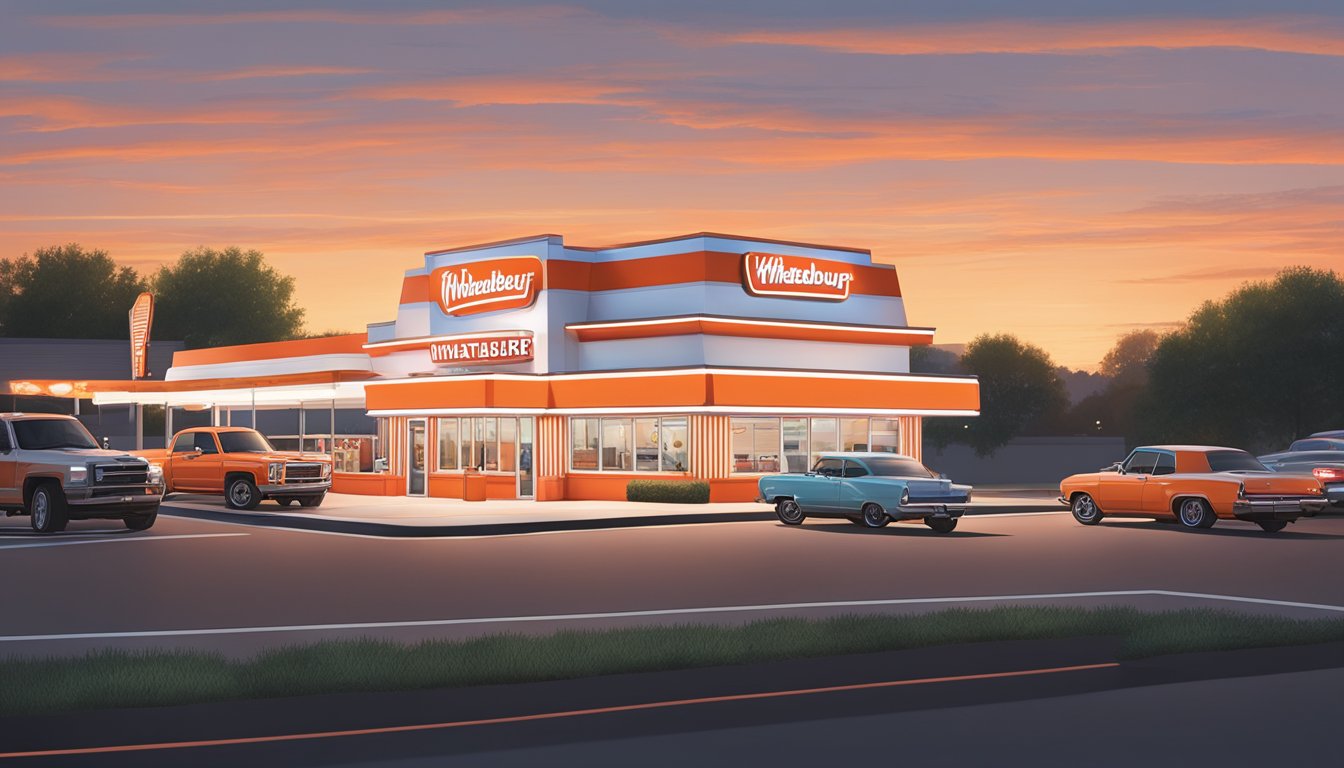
322, 462, 331, 478
1238, 483, 1246, 499
147, 463, 163, 484
68, 465, 88, 485
269, 462, 283, 483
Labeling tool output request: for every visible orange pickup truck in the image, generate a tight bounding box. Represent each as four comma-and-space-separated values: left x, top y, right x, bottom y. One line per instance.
140, 427, 332, 510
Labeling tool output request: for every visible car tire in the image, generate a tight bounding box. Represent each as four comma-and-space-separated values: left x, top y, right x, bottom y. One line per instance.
124, 512, 156, 531
298, 494, 325, 508
29, 483, 69, 533
1256, 520, 1287, 533
924, 517, 958, 534
860, 502, 890, 529
775, 499, 805, 525
1070, 493, 1102, 526
225, 476, 261, 510
1177, 497, 1216, 529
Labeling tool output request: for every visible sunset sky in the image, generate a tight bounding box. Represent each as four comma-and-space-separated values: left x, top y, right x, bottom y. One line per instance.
2, 0, 1342, 369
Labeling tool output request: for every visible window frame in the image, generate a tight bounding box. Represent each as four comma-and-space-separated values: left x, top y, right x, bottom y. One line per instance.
568, 415, 691, 474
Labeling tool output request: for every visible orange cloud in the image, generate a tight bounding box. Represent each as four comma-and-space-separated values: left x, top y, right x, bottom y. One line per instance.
712, 16, 1344, 57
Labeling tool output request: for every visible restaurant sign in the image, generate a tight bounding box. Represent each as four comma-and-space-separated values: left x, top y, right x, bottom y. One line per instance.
742, 252, 855, 301
429, 332, 535, 366
432, 256, 543, 316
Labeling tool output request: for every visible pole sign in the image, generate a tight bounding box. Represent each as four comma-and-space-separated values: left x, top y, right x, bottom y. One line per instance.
742, 252, 855, 301
128, 292, 154, 379
431, 256, 543, 316
429, 333, 534, 366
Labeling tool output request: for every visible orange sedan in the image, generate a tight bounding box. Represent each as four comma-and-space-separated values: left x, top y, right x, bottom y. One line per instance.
1059, 445, 1330, 533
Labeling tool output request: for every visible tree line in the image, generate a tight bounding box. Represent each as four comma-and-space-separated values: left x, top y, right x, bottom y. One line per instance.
919, 266, 1344, 455
0, 244, 309, 348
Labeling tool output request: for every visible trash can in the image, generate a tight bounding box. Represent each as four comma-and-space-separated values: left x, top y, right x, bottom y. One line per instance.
462, 469, 488, 502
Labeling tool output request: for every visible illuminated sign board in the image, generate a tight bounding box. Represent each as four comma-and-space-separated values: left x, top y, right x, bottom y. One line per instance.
128, 292, 154, 379
742, 252, 854, 301
429, 333, 534, 366
431, 256, 543, 316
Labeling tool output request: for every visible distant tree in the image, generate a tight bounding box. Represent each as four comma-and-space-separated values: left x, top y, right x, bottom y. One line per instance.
924, 334, 1069, 456
1060, 330, 1165, 442
1098, 329, 1162, 389
0, 244, 147, 339
1135, 266, 1344, 452
152, 247, 305, 348
910, 345, 960, 374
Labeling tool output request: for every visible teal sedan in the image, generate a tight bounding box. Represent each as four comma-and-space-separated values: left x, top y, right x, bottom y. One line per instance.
757, 452, 972, 533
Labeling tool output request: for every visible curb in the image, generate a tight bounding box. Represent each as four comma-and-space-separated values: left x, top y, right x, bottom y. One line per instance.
160, 503, 1064, 538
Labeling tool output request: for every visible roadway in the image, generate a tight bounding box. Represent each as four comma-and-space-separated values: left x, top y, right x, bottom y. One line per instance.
2, 503, 1342, 658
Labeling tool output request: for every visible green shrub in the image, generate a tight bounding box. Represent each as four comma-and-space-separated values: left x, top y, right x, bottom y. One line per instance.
626, 479, 710, 504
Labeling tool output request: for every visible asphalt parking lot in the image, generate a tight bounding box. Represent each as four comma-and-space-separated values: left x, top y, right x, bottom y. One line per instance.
2, 504, 1341, 659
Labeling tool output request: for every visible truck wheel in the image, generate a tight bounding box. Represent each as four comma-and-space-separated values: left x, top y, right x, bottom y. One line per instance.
298, 494, 325, 508
775, 499, 805, 525
861, 503, 890, 529
1256, 520, 1287, 533
29, 483, 69, 533
124, 512, 156, 531
1177, 498, 1216, 529
1071, 493, 1102, 526
226, 476, 261, 510
924, 517, 958, 534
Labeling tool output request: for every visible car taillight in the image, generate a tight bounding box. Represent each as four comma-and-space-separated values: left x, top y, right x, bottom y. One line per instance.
1312, 467, 1344, 483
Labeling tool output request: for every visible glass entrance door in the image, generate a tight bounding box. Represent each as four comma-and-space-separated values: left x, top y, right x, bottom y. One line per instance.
407, 419, 426, 496
517, 417, 534, 498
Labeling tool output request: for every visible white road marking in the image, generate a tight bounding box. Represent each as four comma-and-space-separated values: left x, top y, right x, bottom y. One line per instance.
0, 533, 248, 551
2, 589, 1340, 643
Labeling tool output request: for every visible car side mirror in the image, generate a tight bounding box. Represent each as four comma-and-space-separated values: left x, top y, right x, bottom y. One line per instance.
101, 436, 111, 449
938, 472, 948, 480
1102, 462, 1124, 474
194, 446, 203, 455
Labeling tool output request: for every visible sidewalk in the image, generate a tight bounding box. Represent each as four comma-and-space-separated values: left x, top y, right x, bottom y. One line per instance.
160, 489, 1064, 538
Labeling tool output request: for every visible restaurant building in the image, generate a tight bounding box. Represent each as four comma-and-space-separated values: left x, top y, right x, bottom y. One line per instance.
31, 233, 979, 502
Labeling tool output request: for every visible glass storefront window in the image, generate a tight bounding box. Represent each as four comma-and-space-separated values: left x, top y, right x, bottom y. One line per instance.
569, 415, 689, 472
871, 417, 900, 453
841, 418, 868, 452
809, 418, 838, 465
571, 417, 600, 470
499, 418, 516, 472
783, 418, 809, 472
635, 417, 659, 471
602, 418, 633, 471
731, 417, 780, 473
482, 417, 498, 471
437, 418, 458, 470
661, 417, 688, 472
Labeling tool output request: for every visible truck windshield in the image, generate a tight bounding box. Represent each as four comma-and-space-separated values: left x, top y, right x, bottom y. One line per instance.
864, 457, 936, 478
1206, 450, 1269, 473
12, 419, 99, 450
217, 431, 275, 453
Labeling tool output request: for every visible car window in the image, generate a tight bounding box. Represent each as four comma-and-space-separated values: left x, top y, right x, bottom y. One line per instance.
1123, 450, 1160, 475
0, 425, 12, 452
864, 457, 936, 478
11, 418, 98, 450
1152, 452, 1176, 476
217, 431, 275, 453
1206, 450, 1268, 473
193, 432, 219, 455
813, 458, 844, 477
842, 460, 869, 478
171, 433, 194, 453
1290, 440, 1328, 451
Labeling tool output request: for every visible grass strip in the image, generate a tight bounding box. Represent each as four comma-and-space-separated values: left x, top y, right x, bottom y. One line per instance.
3, 606, 1341, 716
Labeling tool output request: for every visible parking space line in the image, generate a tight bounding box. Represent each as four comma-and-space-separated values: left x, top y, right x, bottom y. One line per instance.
0, 533, 248, 551
2, 590, 1340, 643
0, 662, 1119, 759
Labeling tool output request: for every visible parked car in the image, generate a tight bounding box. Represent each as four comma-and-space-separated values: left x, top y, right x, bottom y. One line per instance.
0, 412, 163, 533
1059, 445, 1329, 533
1259, 436, 1344, 508
757, 452, 971, 533
138, 427, 331, 510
